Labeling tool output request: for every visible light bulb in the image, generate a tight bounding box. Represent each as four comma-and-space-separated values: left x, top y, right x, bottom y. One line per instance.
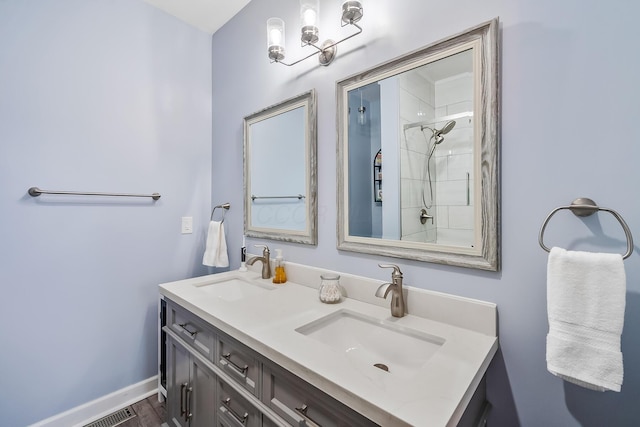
302, 8, 317, 27
269, 28, 282, 46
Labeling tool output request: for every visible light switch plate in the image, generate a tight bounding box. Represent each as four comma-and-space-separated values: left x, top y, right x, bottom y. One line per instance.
181, 217, 193, 234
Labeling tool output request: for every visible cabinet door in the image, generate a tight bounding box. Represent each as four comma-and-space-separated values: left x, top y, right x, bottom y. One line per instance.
167, 333, 217, 427
167, 335, 191, 427
189, 356, 217, 427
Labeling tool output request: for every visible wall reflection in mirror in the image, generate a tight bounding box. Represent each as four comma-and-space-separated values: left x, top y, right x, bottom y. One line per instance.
348, 50, 475, 247
244, 90, 317, 245
249, 106, 306, 231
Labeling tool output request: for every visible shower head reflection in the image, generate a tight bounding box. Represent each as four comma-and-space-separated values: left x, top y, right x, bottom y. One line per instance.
421, 120, 456, 144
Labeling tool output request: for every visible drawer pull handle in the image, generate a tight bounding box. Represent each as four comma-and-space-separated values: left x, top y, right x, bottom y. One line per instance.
180, 382, 187, 417
185, 386, 193, 421
179, 322, 198, 337
296, 404, 322, 427
222, 353, 249, 377
222, 397, 249, 426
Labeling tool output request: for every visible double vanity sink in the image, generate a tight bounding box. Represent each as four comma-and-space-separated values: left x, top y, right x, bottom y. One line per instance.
160, 261, 498, 426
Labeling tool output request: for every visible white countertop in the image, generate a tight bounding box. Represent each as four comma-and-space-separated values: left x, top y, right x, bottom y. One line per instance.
159, 264, 498, 427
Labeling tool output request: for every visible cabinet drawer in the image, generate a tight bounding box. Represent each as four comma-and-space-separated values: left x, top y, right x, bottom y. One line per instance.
217, 333, 261, 396
217, 377, 262, 427
262, 364, 378, 427
167, 300, 215, 361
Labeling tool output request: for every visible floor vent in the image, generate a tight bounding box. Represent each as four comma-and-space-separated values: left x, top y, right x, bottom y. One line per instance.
84, 406, 136, 427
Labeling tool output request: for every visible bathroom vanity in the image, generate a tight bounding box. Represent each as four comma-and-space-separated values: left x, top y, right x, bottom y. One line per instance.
159, 261, 498, 426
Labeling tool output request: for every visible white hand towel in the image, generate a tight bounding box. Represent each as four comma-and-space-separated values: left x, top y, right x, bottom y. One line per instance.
202, 221, 229, 268
546, 247, 626, 392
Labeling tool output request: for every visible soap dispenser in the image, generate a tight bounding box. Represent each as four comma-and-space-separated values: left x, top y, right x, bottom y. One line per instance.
272, 249, 287, 284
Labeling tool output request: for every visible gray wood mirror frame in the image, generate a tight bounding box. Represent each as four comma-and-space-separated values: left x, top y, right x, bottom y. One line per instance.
244, 90, 318, 245
337, 19, 500, 270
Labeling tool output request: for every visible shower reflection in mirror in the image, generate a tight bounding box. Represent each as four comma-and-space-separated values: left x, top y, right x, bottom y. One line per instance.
346, 49, 475, 247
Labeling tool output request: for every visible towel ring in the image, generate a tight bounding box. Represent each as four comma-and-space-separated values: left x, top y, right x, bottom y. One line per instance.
539, 198, 634, 259
211, 202, 230, 223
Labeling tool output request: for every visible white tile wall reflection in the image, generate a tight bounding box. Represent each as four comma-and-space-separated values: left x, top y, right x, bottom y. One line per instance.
399, 69, 474, 247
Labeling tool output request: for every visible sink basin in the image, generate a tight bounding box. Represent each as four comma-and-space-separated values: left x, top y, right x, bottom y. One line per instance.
296, 309, 445, 378
194, 277, 276, 302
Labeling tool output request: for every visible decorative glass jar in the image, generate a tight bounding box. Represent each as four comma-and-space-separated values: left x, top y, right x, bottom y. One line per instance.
319, 274, 342, 303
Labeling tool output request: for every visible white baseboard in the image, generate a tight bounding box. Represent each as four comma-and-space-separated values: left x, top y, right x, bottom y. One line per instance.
29, 376, 158, 427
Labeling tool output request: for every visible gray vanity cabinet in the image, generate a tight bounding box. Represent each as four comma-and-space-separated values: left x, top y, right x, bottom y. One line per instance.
166, 333, 217, 427
163, 298, 488, 426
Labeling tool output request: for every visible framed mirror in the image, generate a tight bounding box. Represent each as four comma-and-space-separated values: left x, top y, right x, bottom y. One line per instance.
337, 19, 500, 270
244, 90, 317, 245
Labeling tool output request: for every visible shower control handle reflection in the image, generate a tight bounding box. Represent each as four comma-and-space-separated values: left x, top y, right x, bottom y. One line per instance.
419, 208, 434, 225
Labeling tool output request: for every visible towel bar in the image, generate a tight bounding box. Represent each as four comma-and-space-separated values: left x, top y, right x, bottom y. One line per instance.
539, 198, 634, 259
251, 194, 305, 201
211, 202, 230, 223
28, 186, 161, 200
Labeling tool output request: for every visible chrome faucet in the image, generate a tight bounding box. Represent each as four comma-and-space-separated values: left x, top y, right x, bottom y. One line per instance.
376, 264, 406, 318
247, 244, 271, 279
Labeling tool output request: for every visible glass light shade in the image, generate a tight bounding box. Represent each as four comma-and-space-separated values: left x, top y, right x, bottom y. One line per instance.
341, 0, 363, 24
300, 0, 318, 26
267, 18, 285, 61
357, 106, 367, 125
300, 0, 319, 44
357, 90, 367, 125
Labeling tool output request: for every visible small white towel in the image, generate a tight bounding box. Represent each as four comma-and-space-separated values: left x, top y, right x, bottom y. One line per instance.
202, 221, 229, 268
546, 247, 626, 392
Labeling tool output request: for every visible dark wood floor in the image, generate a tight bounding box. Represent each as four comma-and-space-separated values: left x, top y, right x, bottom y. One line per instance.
119, 394, 166, 427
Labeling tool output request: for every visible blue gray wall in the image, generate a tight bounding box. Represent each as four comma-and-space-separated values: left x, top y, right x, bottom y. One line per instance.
212, 0, 640, 425
0, 1, 212, 425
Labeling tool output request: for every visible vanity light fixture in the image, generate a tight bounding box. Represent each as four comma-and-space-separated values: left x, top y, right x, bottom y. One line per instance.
267, 0, 364, 67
